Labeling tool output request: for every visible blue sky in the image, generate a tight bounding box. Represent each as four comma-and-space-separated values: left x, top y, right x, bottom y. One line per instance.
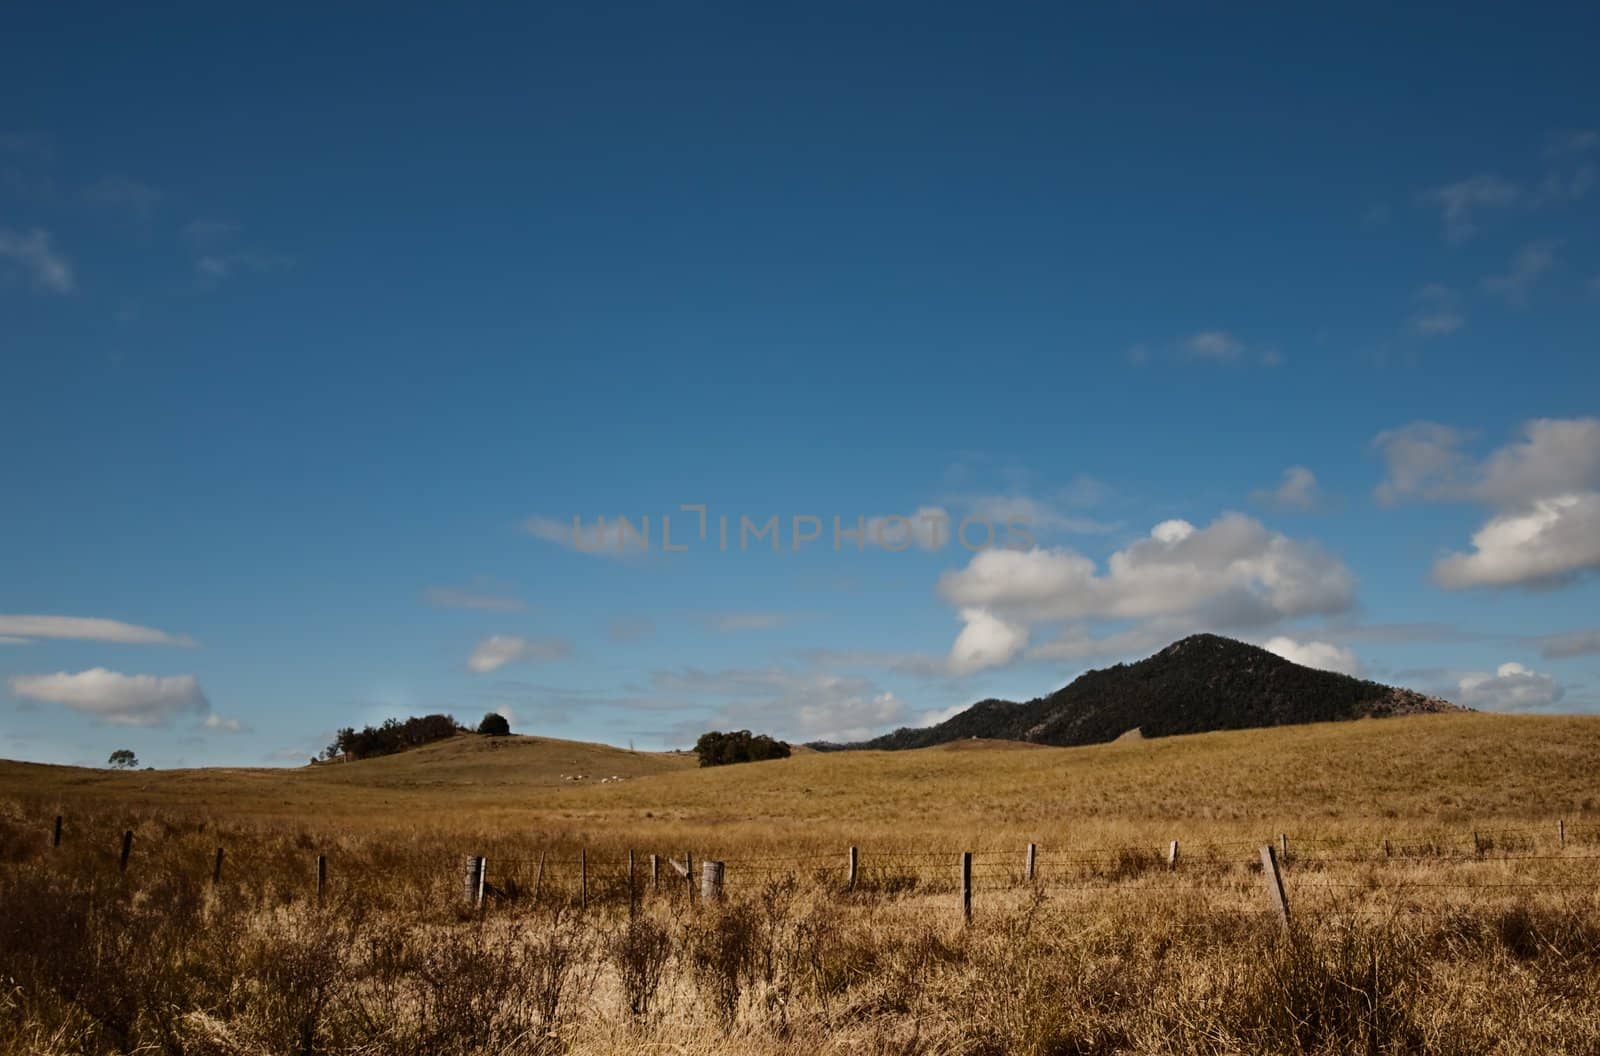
2, 3, 1598, 767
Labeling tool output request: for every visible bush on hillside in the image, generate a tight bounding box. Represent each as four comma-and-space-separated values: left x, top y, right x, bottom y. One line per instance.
693, 730, 790, 768
323, 714, 460, 761
477, 712, 511, 737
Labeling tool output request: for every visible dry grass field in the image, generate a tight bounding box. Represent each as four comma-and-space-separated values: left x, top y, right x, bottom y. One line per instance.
3, 712, 1599, 1054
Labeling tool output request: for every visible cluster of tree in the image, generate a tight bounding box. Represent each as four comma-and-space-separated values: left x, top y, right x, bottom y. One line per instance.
477, 712, 511, 736
323, 713, 461, 761
693, 729, 791, 767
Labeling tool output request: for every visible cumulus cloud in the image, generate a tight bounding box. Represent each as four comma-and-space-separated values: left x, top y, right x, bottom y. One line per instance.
949, 608, 1030, 675
1457, 662, 1564, 712
201, 714, 251, 734
938, 514, 1354, 672
941, 514, 1353, 625
1418, 173, 1520, 242
0, 615, 196, 647
0, 228, 74, 293
466, 634, 572, 673
1376, 417, 1600, 589
1261, 636, 1363, 676
1252, 466, 1321, 511
9, 669, 209, 726
1434, 493, 1600, 589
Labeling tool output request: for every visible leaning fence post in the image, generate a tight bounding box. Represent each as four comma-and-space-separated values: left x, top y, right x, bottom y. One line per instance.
1026, 842, 1037, 883
847, 846, 858, 890
119, 830, 133, 872
533, 852, 546, 902
580, 848, 588, 911
463, 855, 486, 905
701, 859, 725, 901
212, 847, 224, 885
316, 855, 327, 903
52, 815, 63, 848
1168, 839, 1180, 871
1259, 844, 1291, 931
960, 851, 972, 924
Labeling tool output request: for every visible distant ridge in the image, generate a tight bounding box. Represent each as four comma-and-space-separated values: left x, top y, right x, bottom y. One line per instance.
816, 633, 1463, 752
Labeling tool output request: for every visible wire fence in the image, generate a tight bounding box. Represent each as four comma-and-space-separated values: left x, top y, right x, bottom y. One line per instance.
17, 812, 1600, 926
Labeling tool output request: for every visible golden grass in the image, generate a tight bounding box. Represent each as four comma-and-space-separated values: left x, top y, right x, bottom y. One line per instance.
4, 713, 1600, 1054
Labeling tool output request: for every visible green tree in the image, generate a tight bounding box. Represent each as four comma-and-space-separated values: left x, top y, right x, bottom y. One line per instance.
477, 712, 511, 737
107, 749, 138, 769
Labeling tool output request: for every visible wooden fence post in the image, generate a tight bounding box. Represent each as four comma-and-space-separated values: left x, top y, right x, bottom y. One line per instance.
1278, 833, 1288, 860
1168, 839, 1180, 871
316, 855, 327, 903
1259, 844, 1291, 932
650, 853, 660, 890
960, 852, 972, 924
463, 855, 486, 905
685, 851, 694, 903
532, 852, 545, 902
52, 815, 62, 848
1026, 842, 1037, 883
847, 846, 858, 890
580, 848, 588, 911
1383, 839, 1391, 858
1559, 818, 1565, 849
701, 860, 725, 901
628, 849, 637, 918
212, 847, 224, 885
119, 830, 133, 872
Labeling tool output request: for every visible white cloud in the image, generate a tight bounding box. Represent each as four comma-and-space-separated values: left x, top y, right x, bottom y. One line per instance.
654, 667, 909, 742
9, 669, 209, 726
1372, 422, 1475, 504
1252, 466, 1321, 511
423, 586, 525, 611
1185, 331, 1244, 362
1482, 240, 1557, 305
1434, 493, 1600, 589
201, 714, 251, 734
940, 514, 1353, 625
1538, 629, 1600, 659
705, 611, 789, 632
938, 514, 1354, 671
1458, 662, 1564, 712
0, 615, 196, 647
466, 634, 572, 673
1376, 417, 1600, 589
866, 505, 955, 550
1261, 636, 1363, 676
1408, 283, 1465, 336
949, 608, 1030, 674
0, 228, 74, 293
1419, 174, 1520, 242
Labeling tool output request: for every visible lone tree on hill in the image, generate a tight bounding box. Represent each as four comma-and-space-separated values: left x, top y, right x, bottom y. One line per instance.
108, 749, 138, 769
477, 712, 511, 737
694, 729, 791, 767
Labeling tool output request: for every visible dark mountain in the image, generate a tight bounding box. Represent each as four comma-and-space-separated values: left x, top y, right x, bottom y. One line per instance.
817, 634, 1463, 752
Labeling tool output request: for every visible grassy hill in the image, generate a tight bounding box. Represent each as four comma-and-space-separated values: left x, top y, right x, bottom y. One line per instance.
2, 714, 1597, 843
0, 733, 695, 824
